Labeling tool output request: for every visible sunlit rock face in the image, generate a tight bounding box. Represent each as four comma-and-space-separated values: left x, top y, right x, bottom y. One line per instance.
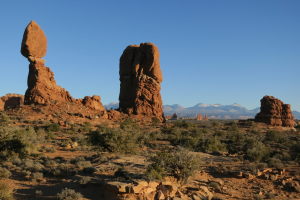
119, 43, 164, 121
21, 21, 105, 112
255, 96, 295, 127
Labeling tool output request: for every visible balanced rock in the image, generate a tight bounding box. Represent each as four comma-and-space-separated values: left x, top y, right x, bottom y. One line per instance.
21, 21, 47, 59
119, 43, 164, 121
255, 96, 295, 127
21, 21, 105, 113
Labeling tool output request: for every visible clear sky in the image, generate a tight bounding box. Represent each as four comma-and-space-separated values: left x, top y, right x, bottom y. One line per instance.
0, 0, 299, 111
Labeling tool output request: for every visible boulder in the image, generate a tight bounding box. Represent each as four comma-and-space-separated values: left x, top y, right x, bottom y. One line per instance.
255, 96, 295, 127
81, 95, 105, 111
119, 43, 164, 121
0, 94, 24, 110
21, 21, 47, 59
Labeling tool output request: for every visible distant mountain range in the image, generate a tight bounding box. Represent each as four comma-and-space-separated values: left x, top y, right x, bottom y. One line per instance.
105, 102, 300, 120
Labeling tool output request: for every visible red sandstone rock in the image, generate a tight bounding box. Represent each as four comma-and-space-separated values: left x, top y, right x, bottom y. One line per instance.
24, 59, 74, 105
21, 21, 105, 113
282, 104, 295, 127
0, 94, 24, 110
255, 96, 295, 127
119, 43, 164, 121
82, 96, 105, 111
21, 21, 47, 59
0, 99, 3, 111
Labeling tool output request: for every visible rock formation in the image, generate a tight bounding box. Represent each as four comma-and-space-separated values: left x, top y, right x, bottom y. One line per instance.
255, 96, 295, 127
21, 21, 105, 112
0, 94, 24, 111
81, 96, 105, 111
21, 21, 74, 105
119, 43, 164, 121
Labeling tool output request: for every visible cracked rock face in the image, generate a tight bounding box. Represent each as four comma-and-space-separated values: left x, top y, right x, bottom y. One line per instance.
255, 96, 295, 127
119, 43, 164, 121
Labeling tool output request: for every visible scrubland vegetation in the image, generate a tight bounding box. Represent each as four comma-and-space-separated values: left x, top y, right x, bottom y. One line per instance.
0, 111, 299, 199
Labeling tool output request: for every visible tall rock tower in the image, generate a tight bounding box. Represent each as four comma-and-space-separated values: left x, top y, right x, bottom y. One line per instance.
119, 43, 164, 121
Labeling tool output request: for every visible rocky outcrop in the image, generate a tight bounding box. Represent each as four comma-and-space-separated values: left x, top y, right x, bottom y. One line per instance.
0, 94, 24, 110
255, 96, 295, 127
0, 99, 3, 111
119, 43, 164, 121
21, 21, 74, 105
282, 104, 295, 127
24, 58, 75, 105
21, 21, 105, 112
81, 95, 105, 111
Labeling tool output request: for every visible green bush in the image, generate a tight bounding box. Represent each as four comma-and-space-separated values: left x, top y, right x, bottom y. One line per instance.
89, 124, 146, 154
57, 188, 82, 200
46, 123, 60, 132
264, 130, 285, 143
0, 113, 10, 124
245, 141, 270, 162
196, 136, 227, 153
0, 167, 11, 178
0, 126, 44, 160
290, 141, 300, 163
146, 148, 200, 183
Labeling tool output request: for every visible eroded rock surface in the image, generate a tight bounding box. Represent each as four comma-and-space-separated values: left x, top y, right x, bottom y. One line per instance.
21, 21, 105, 113
255, 96, 295, 127
21, 21, 47, 59
0, 94, 24, 110
81, 95, 105, 111
119, 43, 164, 121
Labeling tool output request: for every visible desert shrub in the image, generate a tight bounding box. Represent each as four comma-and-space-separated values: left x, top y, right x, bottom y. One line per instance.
75, 161, 92, 169
78, 176, 91, 185
49, 163, 77, 177
146, 148, 200, 183
119, 118, 139, 130
245, 141, 270, 162
22, 159, 44, 172
0, 167, 11, 178
31, 172, 44, 182
173, 120, 193, 129
89, 124, 146, 153
0, 126, 44, 160
151, 117, 161, 126
46, 123, 60, 132
0, 113, 10, 124
226, 132, 247, 154
267, 158, 284, 168
196, 136, 227, 153
57, 188, 83, 200
0, 181, 14, 200
264, 130, 286, 143
81, 122, 92, 132
290, 141, 300, 163
35, 190, 43, 196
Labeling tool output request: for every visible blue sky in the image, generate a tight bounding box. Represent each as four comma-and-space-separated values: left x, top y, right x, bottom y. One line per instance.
0, 0, 299, 111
